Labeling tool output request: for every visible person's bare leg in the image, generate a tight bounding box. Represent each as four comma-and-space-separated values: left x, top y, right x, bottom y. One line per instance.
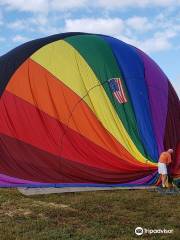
162, 174, 167, 187
160, 174, 163, 186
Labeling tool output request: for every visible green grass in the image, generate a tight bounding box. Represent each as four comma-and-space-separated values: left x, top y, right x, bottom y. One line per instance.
0, 188, 179, 240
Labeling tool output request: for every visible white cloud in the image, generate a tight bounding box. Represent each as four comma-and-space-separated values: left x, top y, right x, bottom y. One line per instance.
12, 34, 29, 43
0, 0, 49, 13
97, 0, 180, 9
29, 14, 62, 34
0, 10, 3, 25
131, 35, 171, 53
0, 0, 87, 13
1, 0, 179, 55
7, 14, 56, 34
62, 17, 178, 53
7, 19, 27, 30
0, 0, 179, 94
0, 37, 5, 42
30, 14, 48, 26
64, 18, 124, 35
118, 28, 178, 53
51, 0, 87, 11
126, 16, 153, 32
134, 29, 177, 53
1, 0, 179, 13
64, 16, 154, 36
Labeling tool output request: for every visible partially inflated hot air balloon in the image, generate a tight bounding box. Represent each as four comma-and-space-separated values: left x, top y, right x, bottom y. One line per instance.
0, 33, 179, 190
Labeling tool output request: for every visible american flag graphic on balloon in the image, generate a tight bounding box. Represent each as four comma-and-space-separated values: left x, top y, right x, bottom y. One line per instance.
108, 78, 127, 104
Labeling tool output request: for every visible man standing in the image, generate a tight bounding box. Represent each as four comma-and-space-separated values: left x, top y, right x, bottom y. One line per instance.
158, 149, 173, 188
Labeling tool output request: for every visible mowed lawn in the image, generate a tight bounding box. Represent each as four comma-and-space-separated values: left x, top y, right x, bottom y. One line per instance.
0, 188, 179, 240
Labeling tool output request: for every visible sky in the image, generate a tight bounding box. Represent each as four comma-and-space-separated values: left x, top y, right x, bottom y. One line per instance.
0, 0, 180, 97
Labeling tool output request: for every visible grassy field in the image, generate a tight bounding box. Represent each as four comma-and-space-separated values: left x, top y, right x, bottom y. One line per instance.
0, 188, 179, 240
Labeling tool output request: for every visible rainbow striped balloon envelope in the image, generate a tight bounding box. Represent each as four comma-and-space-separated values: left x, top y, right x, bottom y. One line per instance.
0, 33, 179, 188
